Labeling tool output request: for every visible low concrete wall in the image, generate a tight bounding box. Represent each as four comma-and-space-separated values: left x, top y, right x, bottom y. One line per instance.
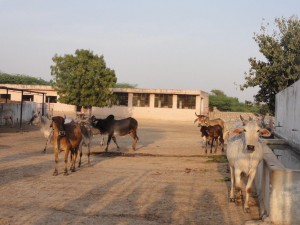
92, 106, 199, 121
0, 102, 36, 126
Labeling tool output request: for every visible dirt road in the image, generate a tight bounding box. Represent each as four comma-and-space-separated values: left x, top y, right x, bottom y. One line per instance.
0, 119, 260, 225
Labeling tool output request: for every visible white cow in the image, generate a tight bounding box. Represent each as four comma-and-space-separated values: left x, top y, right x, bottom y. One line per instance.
226, 116, 271, 213
29, 112, 53, 153
0, 109, 14, 127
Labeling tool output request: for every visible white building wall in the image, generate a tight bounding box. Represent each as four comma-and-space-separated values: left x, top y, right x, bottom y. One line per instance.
1, 85, 209, 121
275, 79, 300, 151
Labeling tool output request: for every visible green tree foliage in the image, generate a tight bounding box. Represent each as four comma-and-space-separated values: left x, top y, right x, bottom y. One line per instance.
0, 72, 50, 85
51, 49, 117, 107
114, 83, 138, 88
241, 16, 300, 114
209, 89, 260, 112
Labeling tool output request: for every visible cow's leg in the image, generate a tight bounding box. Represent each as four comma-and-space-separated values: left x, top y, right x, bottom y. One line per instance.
71, 148, 78, 172
64, 149, 69, 175
111, 136, 120, 150
229, 166, 235, 202
210, 138, 214, 154
100, 134, 104, 146
130, 131, 139, 150
214, 137, 219, 153
234, 168, 243, 204
202, 136, 206, 147
43, 131, 53, 153
9, 116, 14, 127
53, 149, 59, 176
43, 139, 48, 153
220, 137, 225, 152
78, 141, 83, 168
105, 134, 113, 152
87, 143, 91, 165
244, 170, 256, 213
205, 138, 208, 154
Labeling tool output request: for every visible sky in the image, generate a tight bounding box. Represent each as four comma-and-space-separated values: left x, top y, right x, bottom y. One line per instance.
0, 0, 299, 102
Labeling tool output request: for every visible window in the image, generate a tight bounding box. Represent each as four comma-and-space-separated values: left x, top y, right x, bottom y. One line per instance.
114, 93, 128, 106
46, 96, 57, 103
22, 95, 34, 101
177, 95, 196, 109
155, 94, 173, 108
0, 94, 11, 100
133, 93, 149, 107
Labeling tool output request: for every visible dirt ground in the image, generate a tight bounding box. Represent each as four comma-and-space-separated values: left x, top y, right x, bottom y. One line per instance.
0, 119, 261, 225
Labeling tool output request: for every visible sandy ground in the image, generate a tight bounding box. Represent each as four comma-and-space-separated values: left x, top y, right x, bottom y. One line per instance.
0, 119, 261, 225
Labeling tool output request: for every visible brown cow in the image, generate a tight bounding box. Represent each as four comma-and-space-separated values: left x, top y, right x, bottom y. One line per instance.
200, 125, 224, 153
50, 116, 82, 176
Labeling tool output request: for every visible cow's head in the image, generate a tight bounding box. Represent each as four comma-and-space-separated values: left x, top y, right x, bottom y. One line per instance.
194, 113, 208, 127
28, 111, 41, 125
51, 116, 65, 134
232, 116, 271, 152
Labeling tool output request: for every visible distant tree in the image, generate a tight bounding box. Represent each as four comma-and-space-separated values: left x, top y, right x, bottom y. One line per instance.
50, 49, 117, 108
0, 72, 50, 85
241, 16, 300, 114
211, 89, 226, 97
114, 83, 137, 88
209, 89, 260, 113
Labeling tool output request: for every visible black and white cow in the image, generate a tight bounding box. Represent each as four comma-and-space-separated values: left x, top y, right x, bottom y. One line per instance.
90, 115, 139, 151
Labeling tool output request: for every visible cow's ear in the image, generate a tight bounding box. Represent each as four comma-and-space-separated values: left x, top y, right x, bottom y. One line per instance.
193, 118, 199, 124
230, 128, 244, 136
259, 129, 271, 137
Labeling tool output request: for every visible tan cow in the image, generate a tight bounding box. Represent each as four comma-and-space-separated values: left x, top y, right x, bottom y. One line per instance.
194, 112, 225, 130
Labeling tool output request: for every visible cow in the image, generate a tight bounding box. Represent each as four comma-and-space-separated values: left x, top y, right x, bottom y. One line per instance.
90, 115, 139, 152
28, 112, 53, 153
29, 112, 93, 166
200, 125, 224, 154
194, 112, 225, 130
77, 120, 93, 167
50, 116, 84, 176
226, 115, 271, 213
0, 109, 14, 127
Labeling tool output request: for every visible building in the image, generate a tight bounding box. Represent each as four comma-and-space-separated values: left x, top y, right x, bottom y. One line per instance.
0, 84, 209, 121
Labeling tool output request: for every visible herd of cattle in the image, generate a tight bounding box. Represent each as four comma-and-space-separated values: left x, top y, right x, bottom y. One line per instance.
26, 111, 272, 213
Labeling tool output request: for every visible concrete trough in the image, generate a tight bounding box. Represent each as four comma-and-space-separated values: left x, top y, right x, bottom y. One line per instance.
254, 138, 300, 225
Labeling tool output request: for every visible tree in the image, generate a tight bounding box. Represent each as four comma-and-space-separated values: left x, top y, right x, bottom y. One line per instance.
0, 72, 50, 85
209, 89, 261, 112
51, 49, 117, 108
241, 16, 300, 114
114, 83, 137, 88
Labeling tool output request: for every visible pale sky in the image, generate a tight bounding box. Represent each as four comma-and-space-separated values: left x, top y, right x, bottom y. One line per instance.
0, 0, 299, 102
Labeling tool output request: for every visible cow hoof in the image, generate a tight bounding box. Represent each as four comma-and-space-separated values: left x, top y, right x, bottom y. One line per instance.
235, 199, 242, 206
64, 168, 68, 175
53, 170, 58, 176
244, 207, 250, 213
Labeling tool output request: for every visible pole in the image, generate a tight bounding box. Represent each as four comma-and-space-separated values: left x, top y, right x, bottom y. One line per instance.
20, 90, 23, 129
42, 93, 45, 116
